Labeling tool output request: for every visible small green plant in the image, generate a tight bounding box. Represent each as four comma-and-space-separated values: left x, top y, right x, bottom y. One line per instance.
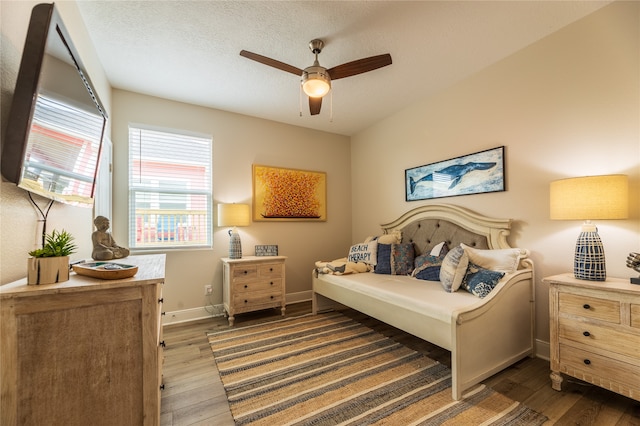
29, 229, 77, 258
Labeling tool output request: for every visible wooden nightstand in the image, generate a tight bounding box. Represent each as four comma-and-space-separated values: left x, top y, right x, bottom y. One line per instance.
545, 273, 640, 402
221, 256, 287, 326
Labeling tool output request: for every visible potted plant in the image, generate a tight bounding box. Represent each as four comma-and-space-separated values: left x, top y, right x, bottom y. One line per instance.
28, 229, 77, 285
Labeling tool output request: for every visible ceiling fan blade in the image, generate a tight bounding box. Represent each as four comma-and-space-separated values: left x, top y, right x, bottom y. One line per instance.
240, 50, 303, 76
309, 97, 322, 115
327, 54, 392, 80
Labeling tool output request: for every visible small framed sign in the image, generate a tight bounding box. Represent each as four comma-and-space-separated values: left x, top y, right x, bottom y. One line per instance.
255, 245, 278, 256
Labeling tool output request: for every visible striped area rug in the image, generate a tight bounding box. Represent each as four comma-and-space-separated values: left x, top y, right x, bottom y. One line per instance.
208, 312, 547, 426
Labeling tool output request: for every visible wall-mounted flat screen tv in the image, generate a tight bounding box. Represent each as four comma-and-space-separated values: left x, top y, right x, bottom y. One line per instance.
1, 2, 107, 207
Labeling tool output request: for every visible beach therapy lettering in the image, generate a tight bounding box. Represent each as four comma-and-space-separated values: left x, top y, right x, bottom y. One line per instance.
348, 243, 374, 263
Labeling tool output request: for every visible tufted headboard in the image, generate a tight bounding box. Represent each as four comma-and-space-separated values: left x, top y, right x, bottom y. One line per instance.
380, 204, 512, 257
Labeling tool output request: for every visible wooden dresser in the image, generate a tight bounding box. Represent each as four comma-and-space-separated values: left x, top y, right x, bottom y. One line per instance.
0, 254, 166, 426
221, 256, 286, 326
545, 273, 640, 402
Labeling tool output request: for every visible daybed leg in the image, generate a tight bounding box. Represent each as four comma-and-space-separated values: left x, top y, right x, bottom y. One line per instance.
312, 292, 318, 315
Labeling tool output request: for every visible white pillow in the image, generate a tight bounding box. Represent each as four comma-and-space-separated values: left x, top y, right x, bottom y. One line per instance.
430, 241, 447, 256
460, 243, 527, 273
347, 241, 378, 265
365, 229, 402, 245
439, 245, 469, 292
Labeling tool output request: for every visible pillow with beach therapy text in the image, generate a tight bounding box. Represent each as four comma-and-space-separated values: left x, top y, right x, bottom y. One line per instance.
347, 241, 378, 266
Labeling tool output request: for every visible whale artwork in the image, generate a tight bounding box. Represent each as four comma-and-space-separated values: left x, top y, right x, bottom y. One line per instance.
405, 147, 505, 201
409, 162, 496, 194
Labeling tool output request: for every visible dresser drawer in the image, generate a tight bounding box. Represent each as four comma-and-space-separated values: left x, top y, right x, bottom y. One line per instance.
231, 265, 258, 281
258, 263, 283, 278
233, 278, 282, 294
559, 293, 620, 323
233, 290, 282, 310
559, 344, 640, 391
559, 317, 640, 359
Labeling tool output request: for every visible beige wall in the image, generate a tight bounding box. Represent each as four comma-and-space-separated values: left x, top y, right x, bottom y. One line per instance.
1, 1, 112, 283
350, 1, 639, 346
111, 90, 351, 315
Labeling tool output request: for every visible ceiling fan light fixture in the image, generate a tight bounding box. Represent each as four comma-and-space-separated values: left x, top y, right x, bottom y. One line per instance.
301, 67, 331, 98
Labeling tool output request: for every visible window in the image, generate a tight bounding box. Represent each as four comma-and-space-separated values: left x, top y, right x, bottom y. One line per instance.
128, 126, 212, 249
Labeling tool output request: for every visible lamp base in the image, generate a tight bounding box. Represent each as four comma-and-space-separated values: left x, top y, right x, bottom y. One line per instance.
228, 229, 242, 259
574, 226, 606, 281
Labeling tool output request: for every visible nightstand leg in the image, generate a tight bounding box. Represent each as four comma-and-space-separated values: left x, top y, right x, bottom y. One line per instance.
228, 315, 235, 327
550, 371, 563, 391
281, 305, 286, 316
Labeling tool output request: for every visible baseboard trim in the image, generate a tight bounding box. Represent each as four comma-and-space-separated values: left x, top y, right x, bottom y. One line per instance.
163, 291, 314, 326
535, 339, 550, 361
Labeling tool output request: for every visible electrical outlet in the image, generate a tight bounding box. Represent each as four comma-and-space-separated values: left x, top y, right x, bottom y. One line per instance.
204, 284, 213, 295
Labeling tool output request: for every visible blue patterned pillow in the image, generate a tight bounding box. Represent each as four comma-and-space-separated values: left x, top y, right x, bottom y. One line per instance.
391, 243, 415, 275
374, 244, 392, 274
461, 262, 505, 298
412, 243, 449, 281
439, 245, 469, 292
412, 255, 442, 281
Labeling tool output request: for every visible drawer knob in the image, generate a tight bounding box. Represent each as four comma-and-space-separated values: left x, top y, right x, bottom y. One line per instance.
244, 285, 248, 289
243, 270, 248, 275
270, 295, 274, 299
160, 340, 166, 347
583, 331, 590, 337
583, 304, 591, 310
270, 268, 273, 272
244, 300, 248, 304
583, 359, 591, 365
270, 281, 273, 286
158, 298, 164, 304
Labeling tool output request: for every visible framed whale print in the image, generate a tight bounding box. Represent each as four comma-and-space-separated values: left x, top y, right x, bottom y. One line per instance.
405, 146, 505, 201
253, 164, 327, 221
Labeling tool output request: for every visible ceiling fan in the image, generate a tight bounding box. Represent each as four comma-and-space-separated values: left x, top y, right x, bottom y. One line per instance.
240, 39, 392, 116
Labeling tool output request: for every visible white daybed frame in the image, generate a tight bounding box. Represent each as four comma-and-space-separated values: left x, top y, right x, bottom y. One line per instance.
312, 204, 535, 400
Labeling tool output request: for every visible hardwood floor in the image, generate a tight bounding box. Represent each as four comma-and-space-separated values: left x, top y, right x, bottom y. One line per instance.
160, 302, 640, 426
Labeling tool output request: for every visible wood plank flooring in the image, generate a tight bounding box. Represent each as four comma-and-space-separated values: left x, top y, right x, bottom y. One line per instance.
160, 302, 640, 426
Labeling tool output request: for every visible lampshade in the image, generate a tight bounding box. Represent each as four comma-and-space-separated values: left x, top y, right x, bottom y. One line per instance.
217, 203, 251, 227
549, 174, 628, 281
301, 66, 331, 98
550, 174, 628, 220
218, 203, 250, 259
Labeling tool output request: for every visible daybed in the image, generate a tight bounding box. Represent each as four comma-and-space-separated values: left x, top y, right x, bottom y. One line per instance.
312, 204, 535, 400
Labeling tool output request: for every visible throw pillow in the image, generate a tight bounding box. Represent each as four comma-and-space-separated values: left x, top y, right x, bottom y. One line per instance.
391, 243, 415, 275
461, 244, 526, 273
412, 254, 443, 281
365, 229, 402, 245
347, 241, 378, 265
412, 242, 449, 281
439, 245, 469, 292
461, 262, 505, 298
374, 243, 392, 274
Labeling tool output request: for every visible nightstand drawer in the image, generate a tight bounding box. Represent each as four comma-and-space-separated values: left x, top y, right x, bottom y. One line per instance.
559, 344, 640, 390
233, 290, 282, 308
231, 265, 258, 281
258, 263, 283, 278
559, 293, 620, 323
559, 317, 640, 359
233, 278, 282, 294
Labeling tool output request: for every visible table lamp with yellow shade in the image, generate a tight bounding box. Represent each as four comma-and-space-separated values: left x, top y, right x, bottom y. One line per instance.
217, 203, 251, 259
550, 174, 628, 281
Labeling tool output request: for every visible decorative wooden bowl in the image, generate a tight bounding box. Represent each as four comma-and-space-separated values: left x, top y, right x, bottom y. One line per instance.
72, 262, 138, 280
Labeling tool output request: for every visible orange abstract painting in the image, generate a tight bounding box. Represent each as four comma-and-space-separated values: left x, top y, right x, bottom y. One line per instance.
253, 165, 326, 221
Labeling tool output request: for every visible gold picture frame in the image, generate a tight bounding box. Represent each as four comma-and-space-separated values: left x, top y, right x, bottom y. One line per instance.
252, 164, 327, 221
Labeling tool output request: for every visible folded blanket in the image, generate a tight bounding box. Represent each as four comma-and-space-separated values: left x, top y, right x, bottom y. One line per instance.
315, 258, 372, 275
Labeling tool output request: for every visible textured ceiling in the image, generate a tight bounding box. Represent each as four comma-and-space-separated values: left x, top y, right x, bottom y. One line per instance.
76, 1, 610, 136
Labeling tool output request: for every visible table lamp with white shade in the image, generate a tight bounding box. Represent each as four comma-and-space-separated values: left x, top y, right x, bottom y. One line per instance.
217, 203, 251, 259
550, 174, 628, 281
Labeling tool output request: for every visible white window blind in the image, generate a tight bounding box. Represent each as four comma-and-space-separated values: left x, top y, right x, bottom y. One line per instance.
128, 126, 212, 249
20, 94, 104, 205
